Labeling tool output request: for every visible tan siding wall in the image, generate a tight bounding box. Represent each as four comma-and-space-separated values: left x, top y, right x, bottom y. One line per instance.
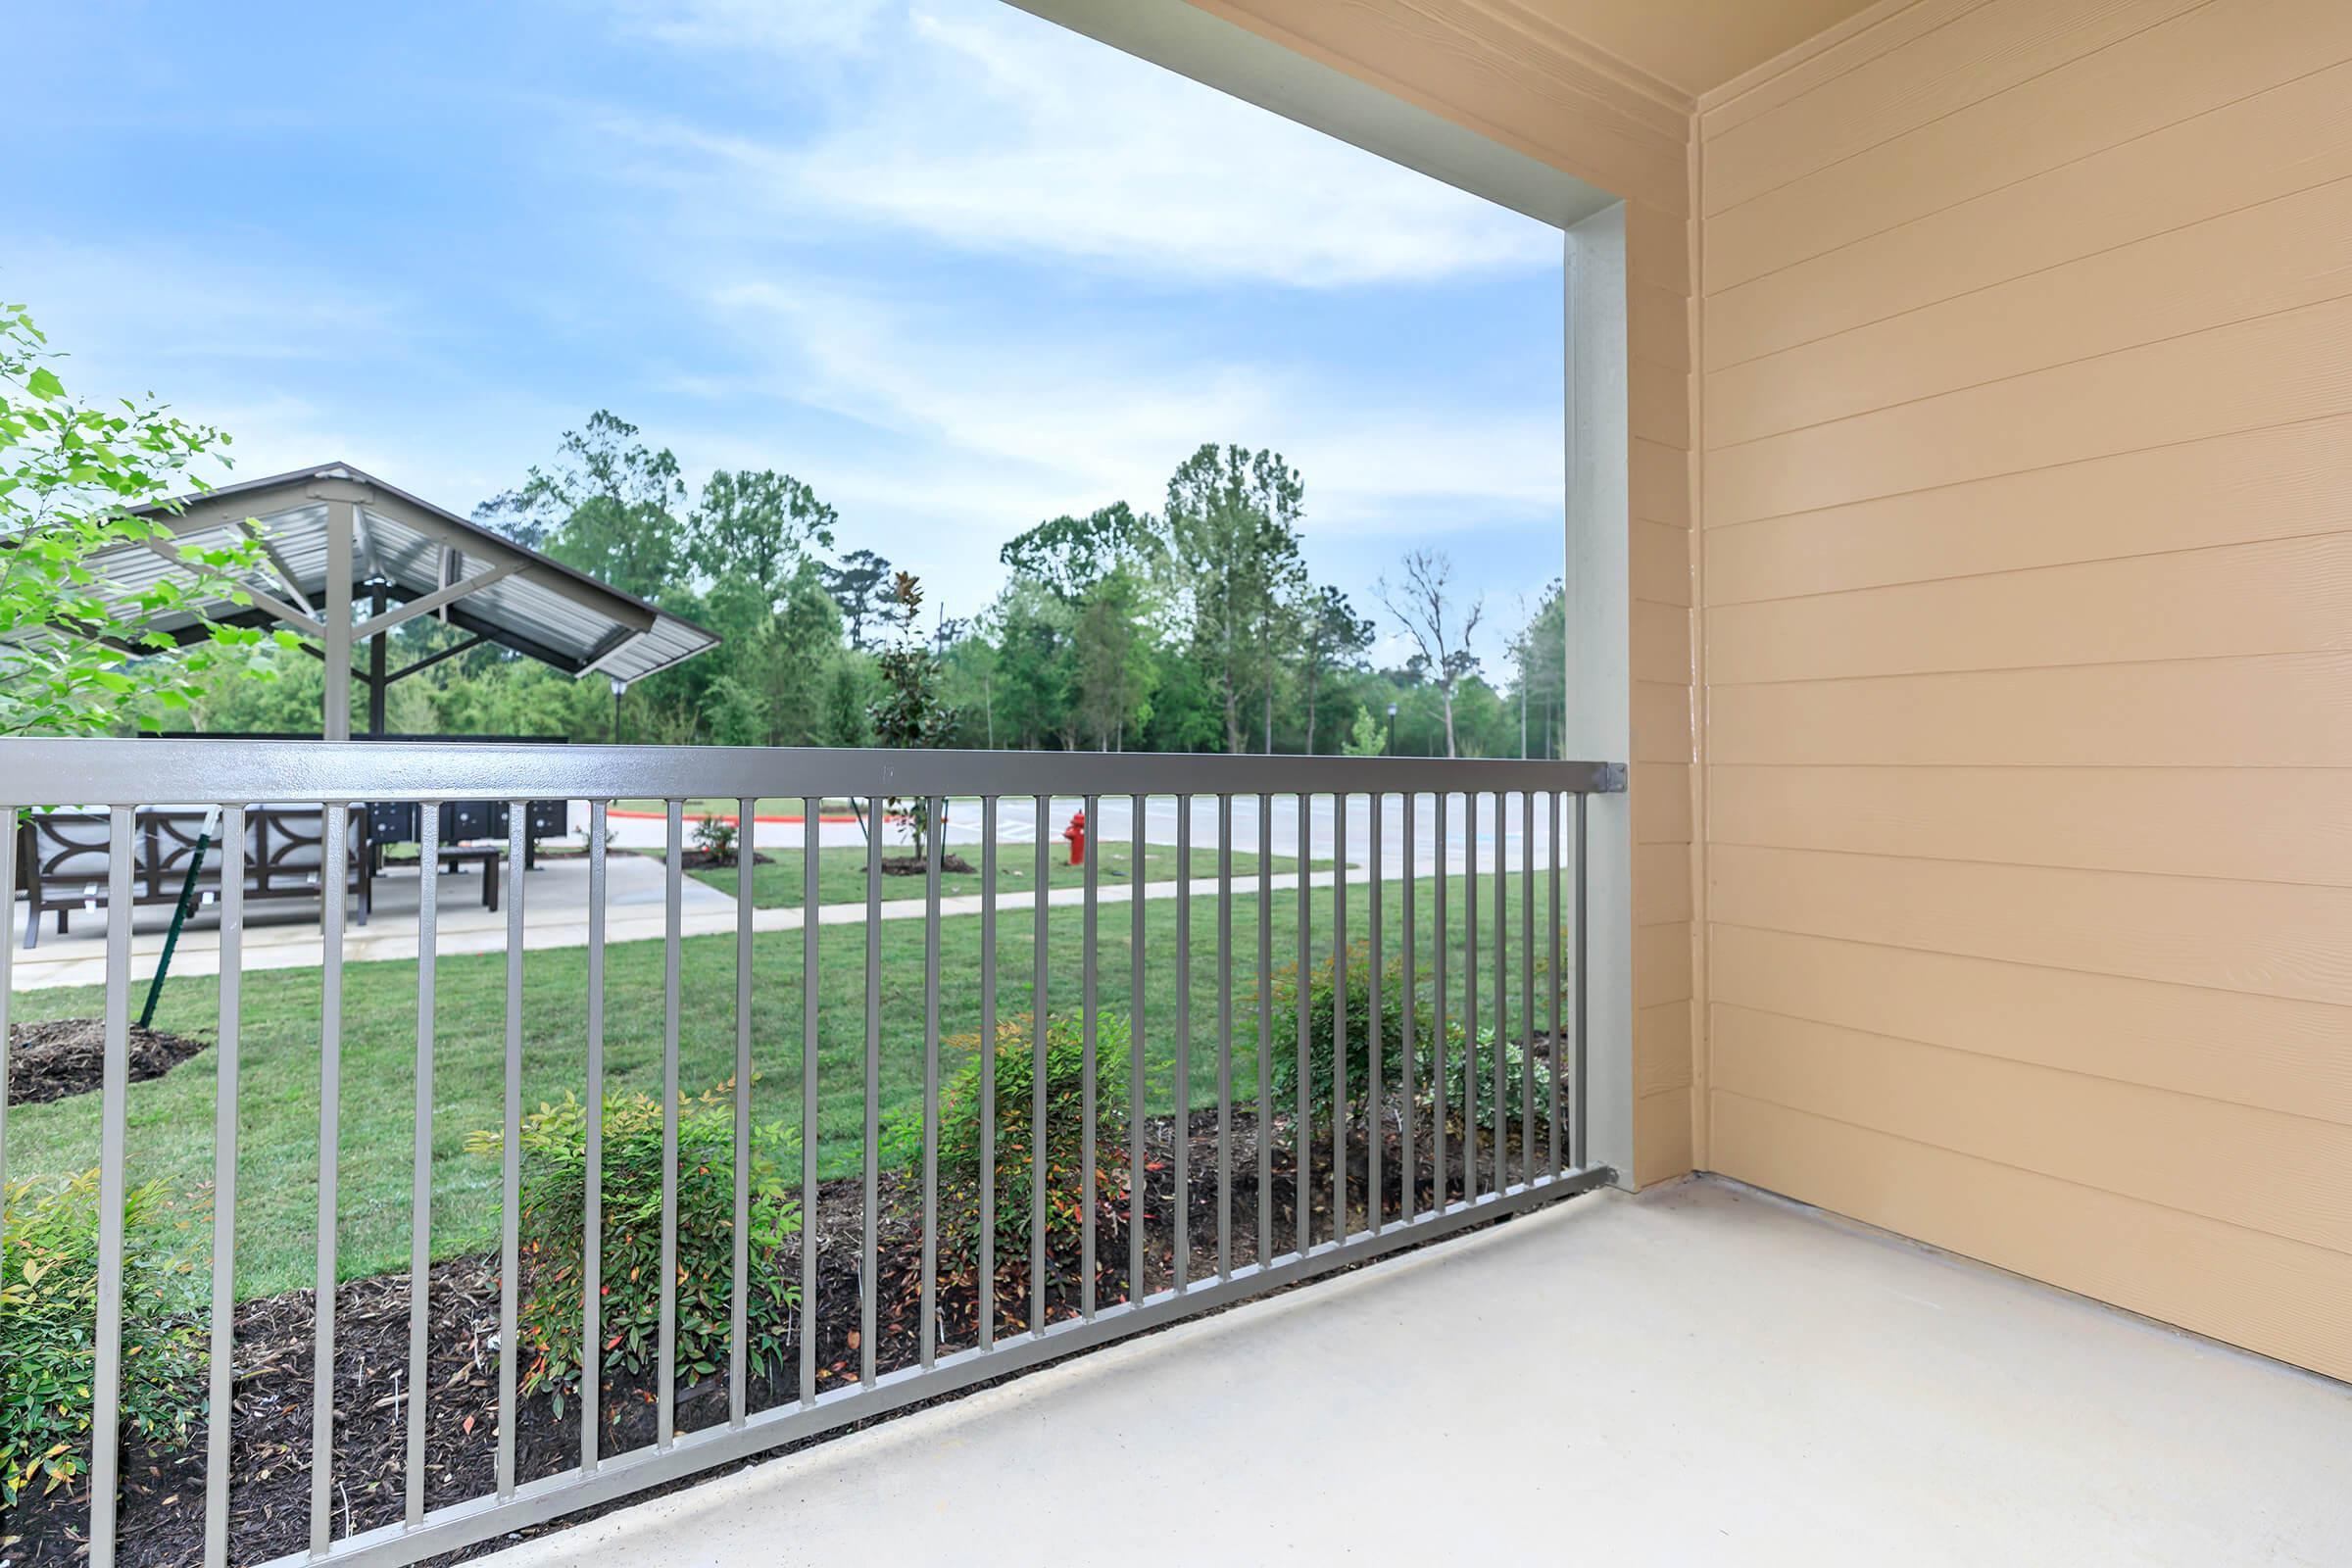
1187, 0, 1703, 1186
1697, 0, 2352, 1378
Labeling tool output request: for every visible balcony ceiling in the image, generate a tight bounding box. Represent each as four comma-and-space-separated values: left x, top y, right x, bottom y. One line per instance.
1531, 0, 1886, 98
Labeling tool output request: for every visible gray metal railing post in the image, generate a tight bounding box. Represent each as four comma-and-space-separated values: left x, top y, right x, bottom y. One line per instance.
406, 807, 436, 1523
732, 797, 755, 1426
316, 803, 353, 1546
982, 795, 1001, 1346
208, 808, 246, 1567
656, 802, 681, 1447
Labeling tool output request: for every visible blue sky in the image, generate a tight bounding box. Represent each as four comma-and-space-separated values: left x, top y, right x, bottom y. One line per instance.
11, 0, 1567, 664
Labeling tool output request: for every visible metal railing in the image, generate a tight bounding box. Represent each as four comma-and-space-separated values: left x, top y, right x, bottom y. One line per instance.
0, 739, 1623, 1568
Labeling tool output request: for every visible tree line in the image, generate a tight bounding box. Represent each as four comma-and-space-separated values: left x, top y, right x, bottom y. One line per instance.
190, 411, 1574, 759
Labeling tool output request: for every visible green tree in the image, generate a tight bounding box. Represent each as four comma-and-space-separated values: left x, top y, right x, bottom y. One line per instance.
1164, 443, 1306, 754
999, 502, 1165, 600
685, 468, 836, 600
1072, 566, 1157, 750
704, 673, 768, 747
1295, 583, 1374, 753
1507, 579, 1567, 759
475, 411, 687, 601
0, 305, 285, 738
867, 571, 955, 856
822, 548, 894, 650
1338, 704, 1387, 757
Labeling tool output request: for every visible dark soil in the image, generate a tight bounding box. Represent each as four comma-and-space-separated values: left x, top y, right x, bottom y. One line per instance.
6, 1018, 211, 1106
9, 1097, 1556, 1568
879, 853, 978, 877
675, 849, 775, 871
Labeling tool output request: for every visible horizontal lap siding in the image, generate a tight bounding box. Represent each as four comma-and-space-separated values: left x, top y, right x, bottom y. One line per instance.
1697, 0, 2352, 1376
1190, 0, 1701, 1185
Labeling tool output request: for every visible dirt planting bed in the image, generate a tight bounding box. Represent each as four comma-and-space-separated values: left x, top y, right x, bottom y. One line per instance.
8, 1105, 1550, 1568
6, 1018, 211, 1107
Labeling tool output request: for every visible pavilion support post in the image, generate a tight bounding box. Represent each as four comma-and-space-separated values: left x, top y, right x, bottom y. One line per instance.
323, 500, 354, 742
368, 584, 388, 738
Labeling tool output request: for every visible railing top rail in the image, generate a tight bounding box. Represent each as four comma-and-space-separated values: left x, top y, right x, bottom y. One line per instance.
0, 738, 1627, 806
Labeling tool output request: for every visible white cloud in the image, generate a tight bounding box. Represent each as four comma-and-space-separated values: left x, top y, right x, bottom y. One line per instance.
604, 0, 1556, 287
605, 0, 893, 56
703, 275, 1559, 545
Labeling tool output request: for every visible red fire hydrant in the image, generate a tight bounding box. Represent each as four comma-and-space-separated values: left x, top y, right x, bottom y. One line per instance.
1062, 809, 1087, 865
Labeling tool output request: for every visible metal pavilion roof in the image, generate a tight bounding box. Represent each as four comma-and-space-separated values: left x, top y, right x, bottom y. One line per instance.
107, 461, 719, 687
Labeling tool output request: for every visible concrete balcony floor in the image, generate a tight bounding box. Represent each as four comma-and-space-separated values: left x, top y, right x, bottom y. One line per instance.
486, 1177, 2351, 1566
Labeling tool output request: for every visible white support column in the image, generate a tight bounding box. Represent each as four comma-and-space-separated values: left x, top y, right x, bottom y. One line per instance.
1560, 204, 1636, 1189
323, 499, 355, 742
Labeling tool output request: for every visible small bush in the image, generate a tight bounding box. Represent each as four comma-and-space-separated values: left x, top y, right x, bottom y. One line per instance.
691, 813, 739, 863
1, 1171, 205, 1504
881, 1012, 1129, 1276
1264, 942, 1554, 1130
468, 1084, 801, 1412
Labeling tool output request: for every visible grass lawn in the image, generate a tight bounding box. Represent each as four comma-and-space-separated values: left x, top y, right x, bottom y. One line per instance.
5, 871, 1562, 1298
683, 839, 1315, 909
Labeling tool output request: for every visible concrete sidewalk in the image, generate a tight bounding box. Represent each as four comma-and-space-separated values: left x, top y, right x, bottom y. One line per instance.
6, 852, 1354, 991
483, 1178, 2352, 1568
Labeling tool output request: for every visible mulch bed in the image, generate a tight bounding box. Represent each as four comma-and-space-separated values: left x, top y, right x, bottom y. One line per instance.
6, 1018, 211, 1107
879, 854, 978, 877
8, 1102, 1550, 1568
674, 849, 776, 872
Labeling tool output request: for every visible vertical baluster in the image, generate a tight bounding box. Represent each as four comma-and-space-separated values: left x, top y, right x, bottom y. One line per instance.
731, 798, 754, 1426
1031, 796, 1050, 1330
582, 803, 607, 1470
1548, 792, 1564, 1179
801, 800, 821, 1401
1494, 791, 1509, 1198
1573, 791, 1590, 1171
1172, 795, 1190, 1290
206, 808, 245, 1567
1367, 793, 1383, 1233
1129, 794, 1147, 1302
498, 803, 524, 1493
1214, 795, 1233, 1280
1331, 797, 1346, 1237
1082, 792, 1100, 1317
657, 802, 681, 1447
981, 797, 999, 1348
316, 803, 352, 1544
1521, 790, 1537, 1188
1294, 793, 1309, 1252
405, 807, 435, 1525
92, 808, 134, 1568
1400, 792, 1416, 1223
1255, 796, 1272, 1264
861, 801, 881, 1388
922, 801, 942, 1366
1433, 792, 1447, 1210
1463, 792, 1478, 1200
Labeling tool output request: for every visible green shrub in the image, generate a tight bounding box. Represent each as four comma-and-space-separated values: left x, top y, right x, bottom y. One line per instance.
468, 1083, 801, 1412
882, 1012, 1129, 1276
691, 813, 739, 862
1264, 942, 1554, 1130
1, 1171, 205, 1504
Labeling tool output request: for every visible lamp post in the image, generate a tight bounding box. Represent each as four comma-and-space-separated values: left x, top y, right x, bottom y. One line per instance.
1385, 702, 1398, 756
612, 676, 627, 745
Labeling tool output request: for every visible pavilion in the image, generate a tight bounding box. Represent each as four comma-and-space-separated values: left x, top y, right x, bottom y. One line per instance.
94, 461, 719, 738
